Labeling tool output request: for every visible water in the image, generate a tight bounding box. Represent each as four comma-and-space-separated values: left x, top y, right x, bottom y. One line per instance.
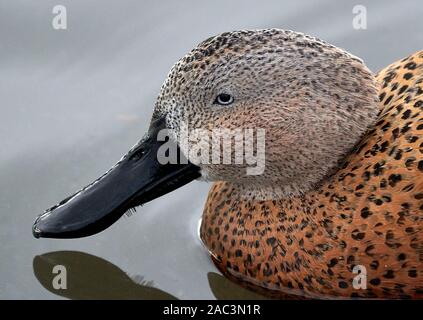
0, 0, 422, 299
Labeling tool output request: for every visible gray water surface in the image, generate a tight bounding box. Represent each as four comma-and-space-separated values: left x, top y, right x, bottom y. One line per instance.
0, 0, 422, 299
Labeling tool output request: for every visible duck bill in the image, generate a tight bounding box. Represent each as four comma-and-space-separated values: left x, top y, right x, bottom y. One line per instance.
32, 117, 201, 239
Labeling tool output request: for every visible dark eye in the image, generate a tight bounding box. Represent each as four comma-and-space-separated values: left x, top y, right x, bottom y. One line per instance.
214, 93, 234, 105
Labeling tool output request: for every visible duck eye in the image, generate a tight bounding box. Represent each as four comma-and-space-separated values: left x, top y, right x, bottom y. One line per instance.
214, 93, 234, 105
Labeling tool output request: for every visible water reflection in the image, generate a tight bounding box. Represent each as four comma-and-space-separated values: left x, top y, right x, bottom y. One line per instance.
207, 272, 267, 300
33, 251, 268, 300
33, 251, 177, 300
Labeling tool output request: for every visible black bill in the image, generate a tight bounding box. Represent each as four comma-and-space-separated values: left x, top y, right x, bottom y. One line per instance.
32, 117, 201, 239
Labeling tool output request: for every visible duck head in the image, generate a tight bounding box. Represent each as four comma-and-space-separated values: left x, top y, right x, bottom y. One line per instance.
33, 29, 379, 239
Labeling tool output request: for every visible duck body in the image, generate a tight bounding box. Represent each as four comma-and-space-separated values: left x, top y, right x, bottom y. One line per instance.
32, 29, 422, 299
201, 51, 423, 299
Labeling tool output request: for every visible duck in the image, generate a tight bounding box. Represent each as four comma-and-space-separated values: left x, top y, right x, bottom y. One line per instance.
32, 29, 422, 299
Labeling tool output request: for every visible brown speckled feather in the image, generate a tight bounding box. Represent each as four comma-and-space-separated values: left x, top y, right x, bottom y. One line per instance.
201, 51, 423, 299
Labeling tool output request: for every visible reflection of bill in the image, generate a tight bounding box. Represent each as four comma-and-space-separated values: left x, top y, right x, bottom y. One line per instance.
33, 251, 267, 300
33, 251, 177, 300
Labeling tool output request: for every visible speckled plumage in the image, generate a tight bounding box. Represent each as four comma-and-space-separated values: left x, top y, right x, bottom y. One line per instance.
201, 50, 423, 299
155, 29, 379, 199
152, 29, 422, 299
